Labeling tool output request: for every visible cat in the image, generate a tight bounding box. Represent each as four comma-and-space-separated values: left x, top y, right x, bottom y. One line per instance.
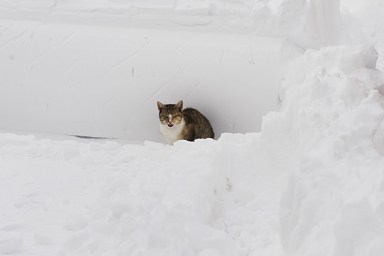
157, 100, 214, 144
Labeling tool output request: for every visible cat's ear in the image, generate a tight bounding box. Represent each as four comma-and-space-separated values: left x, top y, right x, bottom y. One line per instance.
157, 101, 165, 111
175, 100, 183, 110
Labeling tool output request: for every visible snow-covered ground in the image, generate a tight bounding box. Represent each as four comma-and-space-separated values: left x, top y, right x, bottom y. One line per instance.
1, 0, 384, 255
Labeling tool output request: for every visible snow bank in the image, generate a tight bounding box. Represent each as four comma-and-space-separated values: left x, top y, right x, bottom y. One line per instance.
266, 45, 384, 255
0, 131, 290, 256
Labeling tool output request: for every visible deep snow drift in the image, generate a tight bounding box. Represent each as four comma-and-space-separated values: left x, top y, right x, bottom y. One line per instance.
1, 0, 384, 256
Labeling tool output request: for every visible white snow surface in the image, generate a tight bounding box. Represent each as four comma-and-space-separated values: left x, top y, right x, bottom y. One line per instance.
0, 19, 284, 141
0, 132, 289, 255
1, 0, 384, 256
277, 45, 384, 256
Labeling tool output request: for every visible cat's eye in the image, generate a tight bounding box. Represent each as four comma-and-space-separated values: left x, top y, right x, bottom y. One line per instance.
172, 115, 181, 121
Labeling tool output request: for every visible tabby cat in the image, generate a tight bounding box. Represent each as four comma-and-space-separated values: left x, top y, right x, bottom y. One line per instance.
157, 100, 214, 144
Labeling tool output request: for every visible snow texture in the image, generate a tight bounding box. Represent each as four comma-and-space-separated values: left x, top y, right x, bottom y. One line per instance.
0, 20, 284, 142
277, 45, 384, 256
1, 0, 384, 256
0, 133, 290, 255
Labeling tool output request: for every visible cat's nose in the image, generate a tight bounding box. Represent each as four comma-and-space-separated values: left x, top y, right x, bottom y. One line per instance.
168, 124, 173, 127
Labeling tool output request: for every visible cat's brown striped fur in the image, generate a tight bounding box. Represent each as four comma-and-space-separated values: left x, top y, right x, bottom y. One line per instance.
157, 100, 214, 144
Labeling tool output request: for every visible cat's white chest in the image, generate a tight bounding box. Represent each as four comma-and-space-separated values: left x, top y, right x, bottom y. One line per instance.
159, 120, 185, 144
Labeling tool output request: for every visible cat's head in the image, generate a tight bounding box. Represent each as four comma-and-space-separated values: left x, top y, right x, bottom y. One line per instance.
157, 100, 183, 127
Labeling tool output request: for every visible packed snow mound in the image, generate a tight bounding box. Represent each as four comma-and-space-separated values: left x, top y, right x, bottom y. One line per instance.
267, 45, 384, 255
0, 132, 290, 256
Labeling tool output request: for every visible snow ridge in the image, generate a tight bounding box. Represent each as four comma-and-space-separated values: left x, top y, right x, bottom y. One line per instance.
273, 45, 384, 256
0, 134, 288, 255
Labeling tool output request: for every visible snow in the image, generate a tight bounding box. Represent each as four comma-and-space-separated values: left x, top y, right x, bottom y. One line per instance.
1, 0, 384, 256
277, 45, 384, 256
0, 19, 284, 141
0, 133, 289, 255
